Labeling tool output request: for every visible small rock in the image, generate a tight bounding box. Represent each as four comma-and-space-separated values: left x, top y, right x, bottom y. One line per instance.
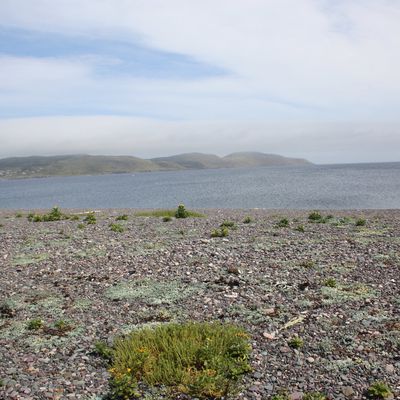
342, 386, 355, 397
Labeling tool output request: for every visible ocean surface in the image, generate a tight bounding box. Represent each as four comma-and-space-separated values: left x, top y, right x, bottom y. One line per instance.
1, 162, 400, 209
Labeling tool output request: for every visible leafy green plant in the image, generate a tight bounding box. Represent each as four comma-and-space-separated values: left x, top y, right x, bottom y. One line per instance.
84, 212, 97, 224
116, 214, 128, 221
110, 223, 124, 233
69, 214, 80, 221
220, 220, 236, 228
26, 318, 44, 330
163, 216, 172, 222
108, 322, 252, 399
15, 212, 23, 218
308, 211, 323, 222
243, 216, 252, 224
94, 340, 114, 362
271, 394, 289, 400
28, 206, 68, 222
277, 218, 289, 228
53, 319, 73, 333
367, 381, 393, 399
302, 393, 327, 400
324, 278, 337, 288
295, 225, 305, 232
211, 227, 229, 238
77, 223, 85, 229
288, 336, 304, 349
356, 218, 366, 226
175, 204, 188, 218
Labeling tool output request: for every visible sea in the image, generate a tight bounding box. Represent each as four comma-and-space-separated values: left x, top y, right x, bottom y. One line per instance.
0, 162, 399, 210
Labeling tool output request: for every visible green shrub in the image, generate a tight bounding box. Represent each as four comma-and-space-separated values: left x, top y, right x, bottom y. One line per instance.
288, 336, 304, 349
175, 204, 188, 219
163, 216, 172, 222
211, 227, 229, 238
243, 216, 252, 224
69, 214, 80, 221
367, 381, 393, 399
271, 394, 289, 400
277, 218, 289, 228
15, 212, 23, 218
53, 319, 73, 333
84, 212, 97, 224
295, 225, 305, 232
26, 318, 44, 330
308, 211, 323, 222
300, 259, 315, 268
220, 220, 235, 228
356, 218, 366, 226
303, 393, 327, 400
108, 322, 251, 399
94, 340, 114, 362
323, 278, 337, 288
27, 207, 69, 222
110, 223, 124, 233
77, 223, 85, 229
116, 214, 129, 221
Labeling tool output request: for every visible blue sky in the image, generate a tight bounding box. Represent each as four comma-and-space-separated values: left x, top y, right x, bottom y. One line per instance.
0, 0, 399, 163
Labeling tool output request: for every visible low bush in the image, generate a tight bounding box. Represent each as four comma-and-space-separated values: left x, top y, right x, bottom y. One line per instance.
26, 318, 44, 330
175, 204, 188, 218
367, 381, 393, 399
288, 336, 304, 349
135, 209, 204, 218
211, 227, 229, 238
116, 214, 128, 221
295, 225, 305, 232
277, 218, 289, 228
110, 223, 124, 233
28, 206, 68, 222
163, 216, 172, 222
323, 278, 337, 288
243, 216, 252, 224
84, 212, 97, 224
220, 220, 236, 229
108, 322, 251, 399
356, 218, 366, 226
308, 211, 323, 222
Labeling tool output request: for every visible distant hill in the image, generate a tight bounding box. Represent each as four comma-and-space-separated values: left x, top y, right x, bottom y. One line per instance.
0, 152, 312, 179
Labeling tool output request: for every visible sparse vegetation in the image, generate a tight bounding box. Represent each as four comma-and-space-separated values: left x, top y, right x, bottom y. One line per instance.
94, 340, 114, 362
77, 223, 85, 229
84, 212, 97, 224
135, 208, 204, 218
300, 259, 315, 268
277, 218, 289, 227
162, 216, 172, 222
220, 220, 236, 229
26, 318, 44, 330
116, 214, 128, 221
302, 393, 327, 400
211, 227, 229, 237
108, 322, 252, 399
288, 336, 304, 349
110, 223, 124, 233
27, 206, 68, 222
15, 212, 23, 218
367, 381, 393, 399
308, 211, 323, 222
295, 225, 305, 232
324, 278, 337, 288
243, 216, 252, 224
356, 218, 366, 226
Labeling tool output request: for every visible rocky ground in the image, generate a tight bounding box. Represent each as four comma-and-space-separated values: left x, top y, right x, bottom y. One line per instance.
0, 208, 399, 400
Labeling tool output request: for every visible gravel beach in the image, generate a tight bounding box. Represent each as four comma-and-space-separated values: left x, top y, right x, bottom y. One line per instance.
0, 208, 399, 400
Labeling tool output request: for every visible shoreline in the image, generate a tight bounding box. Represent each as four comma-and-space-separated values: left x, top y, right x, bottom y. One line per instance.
0, 208, 399, 399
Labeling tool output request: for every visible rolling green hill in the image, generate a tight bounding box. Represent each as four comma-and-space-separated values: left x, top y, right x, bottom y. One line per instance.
0, 152, 312, 179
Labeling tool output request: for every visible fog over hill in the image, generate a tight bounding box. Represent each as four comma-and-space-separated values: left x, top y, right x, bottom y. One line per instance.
0, 152, 312, 179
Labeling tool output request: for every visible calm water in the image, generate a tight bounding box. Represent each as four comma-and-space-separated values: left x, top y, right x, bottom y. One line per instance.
1, 163, 400, 209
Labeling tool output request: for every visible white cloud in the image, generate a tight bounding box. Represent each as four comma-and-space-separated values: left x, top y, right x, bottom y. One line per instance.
0, 1, 399, 161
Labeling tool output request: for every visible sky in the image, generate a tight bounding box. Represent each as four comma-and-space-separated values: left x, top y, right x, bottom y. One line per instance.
0, 0, 399, 164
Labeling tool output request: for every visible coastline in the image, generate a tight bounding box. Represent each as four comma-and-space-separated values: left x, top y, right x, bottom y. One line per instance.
0, 208, 399, 399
